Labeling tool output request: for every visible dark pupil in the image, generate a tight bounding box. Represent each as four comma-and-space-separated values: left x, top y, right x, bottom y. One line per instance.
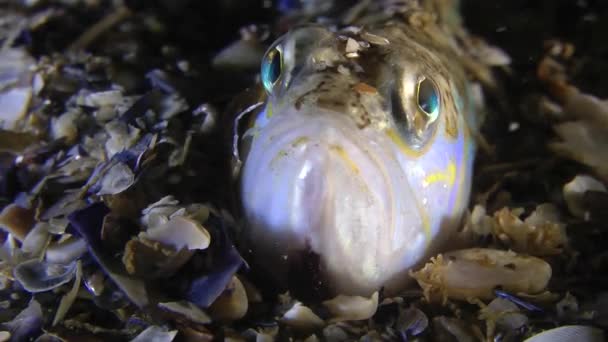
262, 49, 281, 90
417, 79, 439, 115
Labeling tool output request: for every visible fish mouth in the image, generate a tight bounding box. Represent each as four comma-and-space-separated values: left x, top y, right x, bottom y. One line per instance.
240, 107, 428, 295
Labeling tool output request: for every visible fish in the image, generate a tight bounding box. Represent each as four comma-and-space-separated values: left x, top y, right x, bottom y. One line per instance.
231, 0, 488, 297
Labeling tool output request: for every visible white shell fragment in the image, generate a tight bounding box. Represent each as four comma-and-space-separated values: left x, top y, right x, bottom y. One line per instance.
411, 248, 552, 302
0, 48, 36, 130
96, 162, 135, 196
140, 215, 211, 251
280, 302, 325, 332
51, 109, 81, 143
79, 90, 124, 108
360, 31, 390, 45
141, 196, 181, 227
479, 298, 528, 338
52, 261, 82, 326
104, 120, 141, 158
130, 326, 178, 342
524, 325, 605, 342
45, 237, 87, 265
322, 291, 378, 322
345, 38, 360, 54
0, 87, 32, 130
21, 223, 50, 258
13, 259, 77, 293
563, 175, 607, 218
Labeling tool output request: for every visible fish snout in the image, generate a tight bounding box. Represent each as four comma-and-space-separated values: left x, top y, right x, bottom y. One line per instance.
240, 114, 412, 295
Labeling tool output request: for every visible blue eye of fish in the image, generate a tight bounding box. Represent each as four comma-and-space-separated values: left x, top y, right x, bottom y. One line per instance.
416, 78, 440, 121
261, 48, 282, 93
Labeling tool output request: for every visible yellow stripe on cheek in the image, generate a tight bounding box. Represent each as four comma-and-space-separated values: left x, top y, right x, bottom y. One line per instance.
423, 161, 456, 187
329, 145, 360, 175
386, 129, 422, 157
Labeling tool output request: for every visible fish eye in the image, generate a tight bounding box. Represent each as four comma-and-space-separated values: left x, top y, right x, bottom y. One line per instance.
391, 74, 442, 150
416, 77, 440, 122
261, 47, 283, 93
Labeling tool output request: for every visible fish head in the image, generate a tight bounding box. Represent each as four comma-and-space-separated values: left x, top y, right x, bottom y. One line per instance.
238, 23, 476, 296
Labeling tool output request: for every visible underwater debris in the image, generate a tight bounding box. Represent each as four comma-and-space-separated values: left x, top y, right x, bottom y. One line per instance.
464, 204, 568, 256
323, 291, 379, 322
524, 325, 605, 342
411, 248, 552, 302
13, 259, 76, 293
280, 301, 325, 332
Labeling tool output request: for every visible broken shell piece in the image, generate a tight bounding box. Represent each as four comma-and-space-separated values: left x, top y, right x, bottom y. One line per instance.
397, 306, 428, 337
563, 175, 607, 218
465, 205, 567, 256
0, 204, 35, 242
158, 301, 211, 325
0, 87, 32, 130
21, 223, 50, 258
345, 38, 360, 54
2, 299, 43, 342
322, 325, 349, 341
104, 120, 140, 158
524, 325, 605, 342
360, 31, 389, 45
13, 259, 77, 293
52, 261, 82, 326
140, 216, 210, 251
209, 275, 248, 322
479, 298, 528, 338
411, 248, 552, 302
0, 234, 19, 263
131, 326, 177, 342
79, 90, 124, 108
140, 195, 180, 227
0, 48, 35, 130
45, 237, 87, 265
556, 292, 579, 319
68, 203, 149, 308
322, 291, 378, 322
493, 204, 567, 256
463, 205, 494, 236
280, 302, 325, 332
95, 162, 135, 196
50, 109, 81, 143
122, 238, 193, 278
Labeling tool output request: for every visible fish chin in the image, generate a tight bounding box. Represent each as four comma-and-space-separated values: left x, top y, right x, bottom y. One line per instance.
240, 109, 433, 296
